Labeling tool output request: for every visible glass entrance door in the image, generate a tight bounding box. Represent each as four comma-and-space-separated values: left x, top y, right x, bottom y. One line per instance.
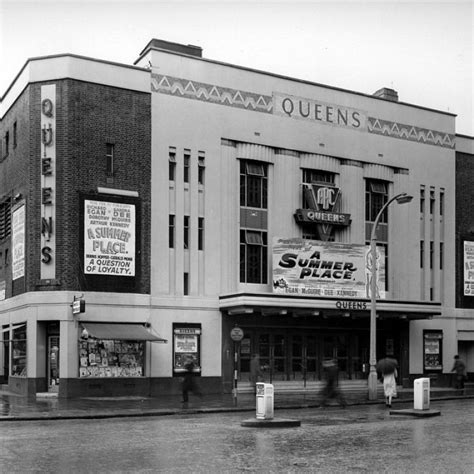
323, 334, 349, 379
291, 335, 320, 381
48, 336, 60, 392
257, 333, 287, 382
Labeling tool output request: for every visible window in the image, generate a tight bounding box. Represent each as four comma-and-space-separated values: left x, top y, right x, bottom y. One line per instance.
440, 242, 444, 270
430, 241, 434, 269
169, 148, 176, 181
184, 215, 190, 249
105, 143, 114, 176
420, 240, 424, 268
365, 180, 388, 223
302, 169, 335, 185
420, 188, 425, 214
13, 122, 17, 148
429, 188, 435, 215
240, 160, 268, 208
169, 215, 175, 248
439, 190, 444, 216
0, 199, 12, 241
198, 217, 204, 250
3, 131, 9, 158
198, 153, 205, 185
184, 151, 190, 183
11, 325, 27, 376
240, 229, 267, 283
184, 273, 189, 295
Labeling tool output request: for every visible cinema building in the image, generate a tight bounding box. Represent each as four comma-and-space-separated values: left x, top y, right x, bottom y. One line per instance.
0, 39, 469, 397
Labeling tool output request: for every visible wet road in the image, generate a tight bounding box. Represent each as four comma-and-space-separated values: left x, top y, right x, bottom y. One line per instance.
1, 399, 473, 473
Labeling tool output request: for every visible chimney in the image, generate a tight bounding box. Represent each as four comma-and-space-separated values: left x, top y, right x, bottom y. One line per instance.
140, 39, 203, 58
373, 87, 399, 102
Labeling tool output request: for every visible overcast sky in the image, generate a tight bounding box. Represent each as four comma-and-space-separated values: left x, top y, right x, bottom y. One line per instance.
1, 0, 473, 135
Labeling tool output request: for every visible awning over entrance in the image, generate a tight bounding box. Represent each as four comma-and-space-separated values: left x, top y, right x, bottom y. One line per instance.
81, 323, 167, 342
219, 292, 441, 320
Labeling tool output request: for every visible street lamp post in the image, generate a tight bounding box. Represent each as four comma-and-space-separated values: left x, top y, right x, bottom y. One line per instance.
368, 192, 413, 400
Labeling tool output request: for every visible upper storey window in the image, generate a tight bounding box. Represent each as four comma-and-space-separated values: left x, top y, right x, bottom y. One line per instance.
365, 180, 388, 223
240, 161, 268, 209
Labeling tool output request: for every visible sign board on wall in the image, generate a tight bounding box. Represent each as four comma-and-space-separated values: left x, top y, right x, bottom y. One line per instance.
464, 241, 474, 296
12, 204, 25, 280
84, 200, 136, 276
272, 238, 386, 299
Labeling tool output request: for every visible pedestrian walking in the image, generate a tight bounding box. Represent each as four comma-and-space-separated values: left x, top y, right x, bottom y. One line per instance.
451, 355, 466, 389
377, 356, 398, 407
319, 358, 346, 408
182, 355, 201, 406
250, 353, 263, 395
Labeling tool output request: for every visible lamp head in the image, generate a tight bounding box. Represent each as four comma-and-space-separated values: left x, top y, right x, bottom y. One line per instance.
395, 193, 413, 204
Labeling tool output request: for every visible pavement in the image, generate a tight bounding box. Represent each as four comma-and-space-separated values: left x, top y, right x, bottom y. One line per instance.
1, 385, 473, 422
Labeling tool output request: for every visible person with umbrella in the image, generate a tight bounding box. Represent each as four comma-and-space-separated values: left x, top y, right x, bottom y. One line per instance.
376, 356, 398, 407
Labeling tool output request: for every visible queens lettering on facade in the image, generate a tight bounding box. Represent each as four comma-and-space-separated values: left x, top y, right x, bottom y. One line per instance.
274, 93, 365, 129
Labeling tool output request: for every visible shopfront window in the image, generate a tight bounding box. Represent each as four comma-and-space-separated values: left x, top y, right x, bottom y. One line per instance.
11, 325, 27, 376
79, 338, 145, 377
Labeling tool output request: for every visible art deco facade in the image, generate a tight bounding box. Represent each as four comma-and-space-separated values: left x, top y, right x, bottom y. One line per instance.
0, 39, 471, 397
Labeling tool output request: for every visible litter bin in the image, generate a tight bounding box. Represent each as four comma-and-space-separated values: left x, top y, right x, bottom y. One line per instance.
413, 377, 430, 410
256, 382, 274, 420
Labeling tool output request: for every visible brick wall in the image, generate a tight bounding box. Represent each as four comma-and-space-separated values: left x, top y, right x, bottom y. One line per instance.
1, 79, 151, 297
456, 151, 474, 308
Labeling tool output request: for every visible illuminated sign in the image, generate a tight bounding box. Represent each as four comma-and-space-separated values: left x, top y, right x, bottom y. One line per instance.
40, 85, 56, 278
295, 184, 351, 240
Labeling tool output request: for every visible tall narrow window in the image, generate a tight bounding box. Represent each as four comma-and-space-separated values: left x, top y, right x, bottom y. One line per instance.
198, 154, 205, 185
3, 131, 9, 158
184, 273, 189, 295
420, 240, 424, 268
240, 161, 268, 208
184, 215, 190, 249
439, 242, 444, 270
429, 241, 434, 269
240, 230, 267, 284
169, 148, 176, 181
106, 143, 114, 176
13, 122, 17, 148
365, 180, 388, 223
184, 151, 190, 183
439, 190, 444, 217
420, 188, 425, 214
198, 217, 204, 250
169, 215, 175, 248
429, 189, 435, 215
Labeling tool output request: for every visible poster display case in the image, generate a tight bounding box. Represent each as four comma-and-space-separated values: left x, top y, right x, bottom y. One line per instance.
423, 330, 443, 372
173, 324, 201, 374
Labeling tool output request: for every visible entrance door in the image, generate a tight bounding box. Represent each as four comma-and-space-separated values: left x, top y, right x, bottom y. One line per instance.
258, 333, 287, 382
291, 335, 320, 382
323, 334, 348, 379
48, 336, 60, 392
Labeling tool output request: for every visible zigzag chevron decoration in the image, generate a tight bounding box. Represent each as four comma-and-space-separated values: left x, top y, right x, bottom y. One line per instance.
368, 117, 455, 149
151, 74, 454, 149
151, 73, 273, 113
